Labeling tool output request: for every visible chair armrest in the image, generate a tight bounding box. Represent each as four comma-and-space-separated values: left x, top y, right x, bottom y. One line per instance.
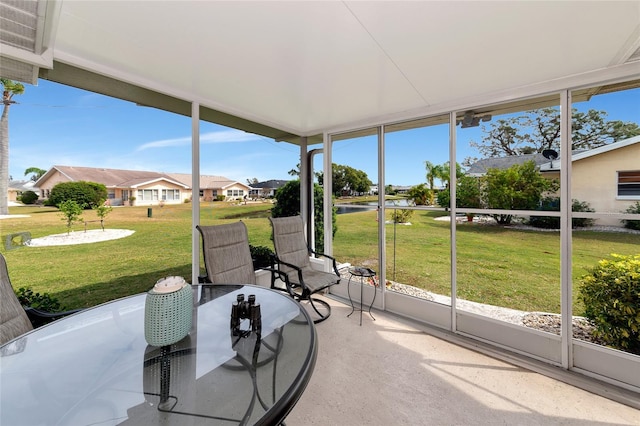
261, 266, 295, 297
24, 306, 83, 328
198, 274, 211, 284
272, 256, 309, 293
308, 249, 340, 276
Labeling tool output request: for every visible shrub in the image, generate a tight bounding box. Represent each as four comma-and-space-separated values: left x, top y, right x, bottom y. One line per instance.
249, 245, 274, 269
15, 287, 64, 312
19, 190, 38, 204
48, 181, 108, 209
579, 254, 640, 354
528, 197, 595, 229
621, 201, 640, 231
272, 179, 337, 253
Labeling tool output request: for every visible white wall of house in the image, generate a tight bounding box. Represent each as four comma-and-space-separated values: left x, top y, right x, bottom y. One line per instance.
134, 182, 188, 206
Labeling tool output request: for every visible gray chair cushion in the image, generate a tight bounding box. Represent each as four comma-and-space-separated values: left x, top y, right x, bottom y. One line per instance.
0, 254, 33, 345
197, 222, 256, 285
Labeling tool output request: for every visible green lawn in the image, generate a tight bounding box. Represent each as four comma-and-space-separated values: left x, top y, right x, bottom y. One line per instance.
2, 201, 638, 315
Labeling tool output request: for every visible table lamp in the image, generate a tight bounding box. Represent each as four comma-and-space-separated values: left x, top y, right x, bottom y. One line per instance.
144, 276, 193, 346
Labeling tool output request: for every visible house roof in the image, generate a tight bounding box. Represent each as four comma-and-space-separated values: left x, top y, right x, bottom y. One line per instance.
167, 174, 250, 191
2, 2, 638, 145
8, 180, 37, 192
251, 180, 290, 189
37, 166, 190, 189
539, 136, 640, 171
466, 153, 549, 176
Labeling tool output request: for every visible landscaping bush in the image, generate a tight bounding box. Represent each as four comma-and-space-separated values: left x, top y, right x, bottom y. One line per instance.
579, 254, 640, 354
19, 190, 38, 204
15, 287, 65, 312
48, 181, 108, 209
249, 245, 274, 269
621, 201, 640, 231
528, 197, 595, 229
272, 179, 336, 253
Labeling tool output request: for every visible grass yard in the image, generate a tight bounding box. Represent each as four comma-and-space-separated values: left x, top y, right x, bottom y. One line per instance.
2, 201, 638, 316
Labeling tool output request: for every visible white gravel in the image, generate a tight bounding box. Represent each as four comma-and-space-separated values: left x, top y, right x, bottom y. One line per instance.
26, 229, 135, 246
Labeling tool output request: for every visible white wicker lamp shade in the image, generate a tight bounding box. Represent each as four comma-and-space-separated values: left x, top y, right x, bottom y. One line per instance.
144, 277, 193, 347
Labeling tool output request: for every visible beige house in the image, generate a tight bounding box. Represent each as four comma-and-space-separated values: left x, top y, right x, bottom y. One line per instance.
540, 136, 640, 225
7, 180, 38, 203
35, 166, 252, 206
168, 173, 251, 202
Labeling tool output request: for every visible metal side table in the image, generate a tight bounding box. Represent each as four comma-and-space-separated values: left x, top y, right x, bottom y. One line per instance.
347, 267, 377, 326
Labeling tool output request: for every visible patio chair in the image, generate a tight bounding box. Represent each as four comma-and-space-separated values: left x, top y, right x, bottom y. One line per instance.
196, 222, 290, 292
0, 253, 81, 345
269, 215, 341, 323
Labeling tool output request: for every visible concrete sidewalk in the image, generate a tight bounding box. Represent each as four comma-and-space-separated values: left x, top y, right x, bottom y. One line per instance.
287, 297, 640, 425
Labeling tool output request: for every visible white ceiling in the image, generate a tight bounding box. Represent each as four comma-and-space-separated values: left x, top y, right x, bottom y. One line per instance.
3, 1, 640, 140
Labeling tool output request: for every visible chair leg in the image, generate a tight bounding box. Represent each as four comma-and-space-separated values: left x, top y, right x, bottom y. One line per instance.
308, 297, 331, 324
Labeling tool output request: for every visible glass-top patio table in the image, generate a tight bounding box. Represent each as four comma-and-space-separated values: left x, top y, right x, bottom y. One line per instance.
0, 284, 317, 425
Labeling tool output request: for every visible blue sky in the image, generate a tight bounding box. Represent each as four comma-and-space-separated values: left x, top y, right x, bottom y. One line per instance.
6, 80, 639, 187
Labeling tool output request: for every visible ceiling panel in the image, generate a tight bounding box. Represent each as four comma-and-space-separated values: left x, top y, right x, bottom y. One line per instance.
19, 1, 640, 138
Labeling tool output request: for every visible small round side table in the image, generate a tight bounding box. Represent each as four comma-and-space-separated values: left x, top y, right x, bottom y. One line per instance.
346, 267, 377, 326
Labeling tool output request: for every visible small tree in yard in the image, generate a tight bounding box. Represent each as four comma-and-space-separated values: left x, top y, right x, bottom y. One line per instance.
483, 161, 557, 224
95, 200, 113, 231
58, 200, 84, 234
579, 254, 640, 355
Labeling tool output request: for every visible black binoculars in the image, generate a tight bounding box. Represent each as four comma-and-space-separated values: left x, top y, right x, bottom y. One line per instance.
230, 293, 262, 336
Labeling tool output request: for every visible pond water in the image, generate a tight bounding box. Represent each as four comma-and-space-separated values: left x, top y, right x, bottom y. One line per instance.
335, 199, 411, 214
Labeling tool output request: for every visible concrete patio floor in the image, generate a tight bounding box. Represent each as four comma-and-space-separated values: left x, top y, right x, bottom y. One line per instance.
287, 296, 640, 425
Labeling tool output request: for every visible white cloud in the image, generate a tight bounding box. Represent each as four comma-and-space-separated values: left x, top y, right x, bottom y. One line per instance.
136, 130, 262, 151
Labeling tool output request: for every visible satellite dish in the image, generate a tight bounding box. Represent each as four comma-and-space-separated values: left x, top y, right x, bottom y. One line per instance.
542, 149, 558, 160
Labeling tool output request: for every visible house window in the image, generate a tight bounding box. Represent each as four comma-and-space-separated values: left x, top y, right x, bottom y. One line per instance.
122, 190, 129, 201
162, 189, 180, 200
137, 189, 158, 201
618, 171, 640, 197
227, 190, 233, 197
107, 190, 115, 199
199, 190, 204, 197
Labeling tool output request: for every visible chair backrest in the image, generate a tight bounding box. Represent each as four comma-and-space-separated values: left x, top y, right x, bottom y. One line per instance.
0, 253, 33, 345
196, 222, 256, 285
269, 215, 312, 275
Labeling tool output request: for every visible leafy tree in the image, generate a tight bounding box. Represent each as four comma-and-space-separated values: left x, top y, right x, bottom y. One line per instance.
48, 181, 108, 209
58, 200, 84, 234
95, 199, 113, 230
272, 179, 337, 253
317, 163, 372, 196
483, 161, 556, 224
24, 167, 46, 182
406, 183, 433, 206
456, 175, 482, 209
469, 108, 640, 160
1, 79, 25, 215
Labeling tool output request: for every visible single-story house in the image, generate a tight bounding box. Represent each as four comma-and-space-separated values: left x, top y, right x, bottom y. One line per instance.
168, 173, 251, 202
248, 180, 290, 198
540, 135, 640, 225
35, 166, 191, 206
7, 180, 38, 202
465, 136, 640, 226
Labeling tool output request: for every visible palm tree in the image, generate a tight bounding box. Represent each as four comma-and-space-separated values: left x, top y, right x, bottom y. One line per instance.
24, 167, 46, 182
1, 79, 25, 215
